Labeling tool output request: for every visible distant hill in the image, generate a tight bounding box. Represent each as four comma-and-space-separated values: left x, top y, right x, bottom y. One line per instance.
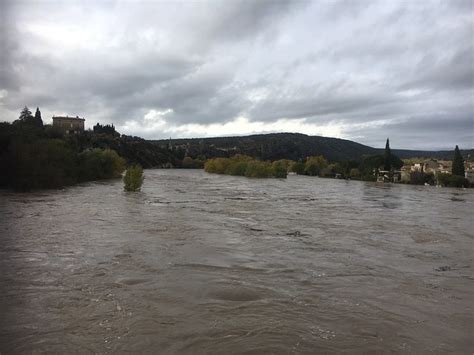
152, 133, 473, 162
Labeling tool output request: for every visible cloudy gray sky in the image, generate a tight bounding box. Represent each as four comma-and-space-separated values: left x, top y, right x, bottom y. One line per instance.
1, 0, 473, 149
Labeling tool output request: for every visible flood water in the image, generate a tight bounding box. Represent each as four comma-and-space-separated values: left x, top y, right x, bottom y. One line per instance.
0, 169, 473, 353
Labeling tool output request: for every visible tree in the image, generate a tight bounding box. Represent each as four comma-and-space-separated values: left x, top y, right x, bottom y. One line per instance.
272, 160, 288, 178
304, 155, 327, 176
383, 138, 391, 171
34, 107, 43, 127
19, 106, 33, 123
290, 161, 305, 175
452, 145, 465, 177
123, 164, 144, 191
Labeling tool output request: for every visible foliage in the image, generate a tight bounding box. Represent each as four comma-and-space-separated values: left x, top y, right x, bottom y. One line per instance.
271, 160, 288, 178
77, 148, 125, 181
93, 123, 118, 136
349, 168, 360, 178
0, 114, 130, 190
155, 133, 474, 163
18, 106, 33, 123
359, 153, 403, 180
410, 171, 434, 185
181, 156, 205, 169
34, 107, 43, 127
244, 160, 273, 178
452, 145, 465, 176
384, 138, 391, 171
123, 164, 144, 191
290, 161, 305, 174
204, 155, 283, 178
304, 155, 327, 176
204, 157, 232, 174
7, 139, 77, 190
437, 173, 469, 188
325, 162, 345, 177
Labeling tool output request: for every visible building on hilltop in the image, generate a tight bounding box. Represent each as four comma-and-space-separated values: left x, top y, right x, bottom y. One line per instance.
52, 115, 85, 134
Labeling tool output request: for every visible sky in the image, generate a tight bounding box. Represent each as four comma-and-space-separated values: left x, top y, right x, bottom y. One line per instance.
0, 0, 473, 150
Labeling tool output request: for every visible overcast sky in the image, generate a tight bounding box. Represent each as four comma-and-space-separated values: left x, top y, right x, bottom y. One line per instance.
1, 0, 472, 149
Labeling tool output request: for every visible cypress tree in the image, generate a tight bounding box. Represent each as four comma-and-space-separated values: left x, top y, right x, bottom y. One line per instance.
383, 138, 391, 171
452, 145, 465, 176
34, 107, 43, 127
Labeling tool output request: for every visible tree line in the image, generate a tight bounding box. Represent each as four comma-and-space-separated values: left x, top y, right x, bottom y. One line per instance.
0, 107, 176, 191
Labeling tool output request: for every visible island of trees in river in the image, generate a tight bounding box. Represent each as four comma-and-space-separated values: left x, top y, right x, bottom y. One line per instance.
1, 106, 472, 191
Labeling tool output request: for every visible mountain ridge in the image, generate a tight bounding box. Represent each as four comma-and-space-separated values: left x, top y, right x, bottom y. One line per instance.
152, 132, 473, 162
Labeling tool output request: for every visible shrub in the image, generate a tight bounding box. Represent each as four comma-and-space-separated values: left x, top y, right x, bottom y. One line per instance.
245, 160, 273, 178
78, 148, 125, 181
304, 155, 327, 176
123, 164, 144, 191
182, 156, 205, 169
437, 173, 469, 188
410, 171, 434, 185
226, 161, 249, 176
204, 157, 231, 174
349, 168, 360, 179
272, 160, 288, 178
290, 161, 305, 175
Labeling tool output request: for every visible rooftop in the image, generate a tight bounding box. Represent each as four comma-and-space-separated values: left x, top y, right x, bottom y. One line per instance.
52, 115, 85, 121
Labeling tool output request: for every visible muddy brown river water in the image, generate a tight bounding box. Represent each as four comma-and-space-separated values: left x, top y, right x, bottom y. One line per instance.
0, 169, 473, 353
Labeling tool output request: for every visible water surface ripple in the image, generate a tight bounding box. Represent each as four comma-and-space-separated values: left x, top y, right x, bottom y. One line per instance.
0, 170, 473, 353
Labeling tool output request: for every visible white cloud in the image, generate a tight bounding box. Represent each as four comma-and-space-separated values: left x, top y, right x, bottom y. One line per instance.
118, 112, 344, 140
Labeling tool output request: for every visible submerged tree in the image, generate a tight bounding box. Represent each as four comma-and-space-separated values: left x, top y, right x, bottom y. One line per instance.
383, 138, 391, 171
123, 164, 144, 191
452, 145, 465, 177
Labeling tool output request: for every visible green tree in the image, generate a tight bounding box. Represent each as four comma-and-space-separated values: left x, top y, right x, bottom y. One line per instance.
245, 160, 272, 178
77, 148, 125, 181
452, 145, 465, 176
304, 155, 327, 176
272, 160, 288, 178
124, 164, 144, 191
290, 161, 305, 175
383, 138, 391, 171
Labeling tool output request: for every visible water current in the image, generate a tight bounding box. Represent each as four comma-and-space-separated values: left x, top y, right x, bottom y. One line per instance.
0, 170, 473, 353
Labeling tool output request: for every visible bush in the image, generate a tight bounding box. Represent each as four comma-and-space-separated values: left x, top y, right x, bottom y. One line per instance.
226, 161, 249, 176
290, 161, 305, 175
204, 155, 284, 178
78, 148, 125, 181
245, 160, 273, 178
349, 168, 360, 179
437, 173, 469, 188
204, 157, 231, 174
304, 156, 327, 176
123, 164, 144, 191
410, 171, 434, 185
182, 156, 204, 169
272, 160, 288, 178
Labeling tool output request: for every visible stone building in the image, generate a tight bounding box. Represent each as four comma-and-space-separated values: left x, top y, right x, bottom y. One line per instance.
52, 116, 85, 134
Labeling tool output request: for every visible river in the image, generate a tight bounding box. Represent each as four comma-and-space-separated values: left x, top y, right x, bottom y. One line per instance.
0, 169, 473, 353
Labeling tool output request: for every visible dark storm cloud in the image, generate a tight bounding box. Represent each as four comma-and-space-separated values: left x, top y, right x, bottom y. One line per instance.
0, 0, 472, 149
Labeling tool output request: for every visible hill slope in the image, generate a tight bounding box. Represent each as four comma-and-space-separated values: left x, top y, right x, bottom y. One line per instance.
153, 133, 473, 162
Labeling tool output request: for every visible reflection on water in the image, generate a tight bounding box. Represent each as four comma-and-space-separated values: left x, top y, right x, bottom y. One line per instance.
0, 170, 473, 353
